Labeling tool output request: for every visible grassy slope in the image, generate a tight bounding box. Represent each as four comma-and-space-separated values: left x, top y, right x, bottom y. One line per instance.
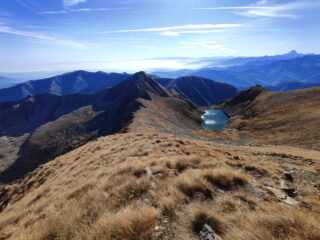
0, 132, 319, 240
0, 88, 320, 239
223, 87, 320, 150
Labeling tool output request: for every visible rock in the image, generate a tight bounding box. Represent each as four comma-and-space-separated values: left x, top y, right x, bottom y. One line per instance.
283, 196, 299, 206
266, 186, 286, 199
217, 189, 225, 194
233, 156, 240, 160
199, 224, 222, 240
280, 180, 297, 197
145, 167, 152, 178
282, 171, 293, 181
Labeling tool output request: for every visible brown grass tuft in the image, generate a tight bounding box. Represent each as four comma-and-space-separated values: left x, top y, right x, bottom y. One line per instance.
203, 168, 250, 190
176, 171, 213, 199
155, 186, 183, 219
191, 210, 224, 235
225, 206, 320, 240
94, 204, 159, 240
108, 177, 151, 209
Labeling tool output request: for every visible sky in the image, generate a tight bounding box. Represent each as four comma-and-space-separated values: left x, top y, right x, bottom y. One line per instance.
0, 0, 320, 73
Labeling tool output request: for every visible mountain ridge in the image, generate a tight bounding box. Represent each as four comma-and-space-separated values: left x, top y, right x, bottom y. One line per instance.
0, 72, 201, 182
222, 86, 320, 149
157, 76, 238, 106
153, 54, 320, 88
0, 71, 130, 103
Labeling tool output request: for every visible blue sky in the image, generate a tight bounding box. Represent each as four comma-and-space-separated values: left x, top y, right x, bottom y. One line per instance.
0, 0, 320, 73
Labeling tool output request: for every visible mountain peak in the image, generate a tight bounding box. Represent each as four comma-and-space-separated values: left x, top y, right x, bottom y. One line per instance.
286, 50, 299, 56
133, 71, 148, 77
225, 85, 268, 108
125, 71, 171, 98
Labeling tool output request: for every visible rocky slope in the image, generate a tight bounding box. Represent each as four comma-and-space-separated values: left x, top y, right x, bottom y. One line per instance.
0, 72, 201, 182
156, 76, 238, 106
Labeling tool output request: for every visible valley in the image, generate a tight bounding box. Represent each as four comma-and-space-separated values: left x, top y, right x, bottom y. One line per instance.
0, 71, 319, 240
1, 0, 320, 239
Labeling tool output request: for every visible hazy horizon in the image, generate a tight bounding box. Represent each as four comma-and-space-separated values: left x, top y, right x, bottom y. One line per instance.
1, 0, 320, 73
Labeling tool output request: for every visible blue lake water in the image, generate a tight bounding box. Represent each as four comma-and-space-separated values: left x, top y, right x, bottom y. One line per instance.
201, 109, 229, 130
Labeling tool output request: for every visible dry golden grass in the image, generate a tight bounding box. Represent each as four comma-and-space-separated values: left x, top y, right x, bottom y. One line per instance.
224, 205, 320, 240
22, 202, 158, 240
0, 132, 319, 240
176, 170, 213, 199
223, 87, 320, 150
191, 210, 225, 235
203, 168, 250, 190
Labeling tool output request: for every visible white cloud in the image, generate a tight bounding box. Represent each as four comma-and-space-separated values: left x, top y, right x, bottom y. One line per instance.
39, 8, 129, 14
196, 0, 320, 18
127, 45, 160, 49
112, 24, 242, 32
106, 24, 242, 36
180, 40, 220, 49
0, 23, 89, 49
63, 0, 86, 7
160, 32, 180, 37
180, 40, 234, 53
160, 29, 225, 36
39, 10, 68, 14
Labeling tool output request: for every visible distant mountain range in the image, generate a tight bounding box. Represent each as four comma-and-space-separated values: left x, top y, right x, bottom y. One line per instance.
1, 50, 319, 106
0, 76, 21, 89
0, 71, 130, 103
266, 81, 320, 92
153, 51, 320, 89
210, 50, 304, 67
0, 70, 238, 106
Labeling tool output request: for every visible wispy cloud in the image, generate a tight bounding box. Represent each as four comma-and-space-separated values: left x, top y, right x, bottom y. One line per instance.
39, 8, 129, 14
39, 10, 68, 14
196, 0, 320, 18
180, 40, 234, 53
63, 0, 86, 7
127, 45, 160, 49
160, 30, 226, 36
104, 24, 242, 36
0, 23, 89, 49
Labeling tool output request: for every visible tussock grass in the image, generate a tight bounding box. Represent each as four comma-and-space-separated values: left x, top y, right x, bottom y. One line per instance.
93, 204, 159, 240
175, 167, 250, 199
203, 168, 250, 190
224, 206, 320, 240
176, 170, 213, 199
154, 185, 183, 219
23, 203, 158, 240
174, 156, 201, 173
191, 210, 224, 235
108, 176, 151, 209
1, 132, 319, 240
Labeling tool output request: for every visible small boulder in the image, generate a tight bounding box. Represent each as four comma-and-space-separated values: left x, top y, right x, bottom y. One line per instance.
233, 156, 240, 160
199, 224, 222, 240
145, 167, 152, 178
283, 196, 299, 206
280, 180, 297, 197
282, 171, 293, 181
